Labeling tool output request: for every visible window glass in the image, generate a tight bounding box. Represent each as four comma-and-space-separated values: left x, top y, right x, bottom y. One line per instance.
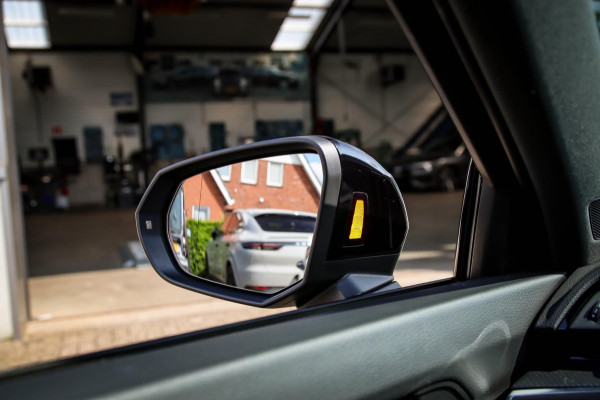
192, 205, 210, 221
241, 160, 258, 184
266, 162, 284, 187
216, 165, 231, 181
2, 0, 469, 373
254, 214, 316, 232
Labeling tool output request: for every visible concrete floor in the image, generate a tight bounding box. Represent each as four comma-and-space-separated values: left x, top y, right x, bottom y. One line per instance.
0, 269, 287, 371
23, 192, 463, 276
397, 191, 462, 272
0, 264, 453, 371
25, 208, 139, 276
2, 191, 463, 372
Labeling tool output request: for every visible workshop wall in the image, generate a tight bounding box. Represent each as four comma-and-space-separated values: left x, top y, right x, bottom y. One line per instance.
10, 52, 311, 167
9, 52, 138, 169
147, 100, 310, 154
8, 51, 438, 207
318, 53, 441, 150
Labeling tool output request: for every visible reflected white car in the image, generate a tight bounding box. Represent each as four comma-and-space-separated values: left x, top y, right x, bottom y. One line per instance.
168, 189, 189, 271
205, 209, 316, 292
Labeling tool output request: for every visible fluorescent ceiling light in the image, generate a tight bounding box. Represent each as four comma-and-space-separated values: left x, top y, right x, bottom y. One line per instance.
271, 7, 326, 51
3, 0, 50, 48
281, 8, 325, 32
293, 0, 333, 7
3, 1, 44, 24
271, 30, 312, 51
4, 26, 49, 48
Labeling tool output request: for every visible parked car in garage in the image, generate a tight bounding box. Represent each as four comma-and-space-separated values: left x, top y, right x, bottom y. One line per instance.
150, 65, 217, 89
205, 209, 316, 292
392, 143, 470, 191
212, 67, 249, 96
245, 66, 300, 90
391, 118, 470, 191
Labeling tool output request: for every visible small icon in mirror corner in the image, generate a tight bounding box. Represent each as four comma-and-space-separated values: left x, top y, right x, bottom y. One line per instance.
167, 153, 323, 294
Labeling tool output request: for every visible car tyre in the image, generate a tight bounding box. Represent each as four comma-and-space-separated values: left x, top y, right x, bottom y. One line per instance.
279, 80, 289, 90
204, 254, 211, 278
226, 263, 237, 287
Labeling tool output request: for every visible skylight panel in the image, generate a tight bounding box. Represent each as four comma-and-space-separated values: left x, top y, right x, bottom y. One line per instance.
293, 0, 333, 8
3, 1, 50, 48
271, 1, 332, 51
271, 31, 312, 51
280, 8, 325, 33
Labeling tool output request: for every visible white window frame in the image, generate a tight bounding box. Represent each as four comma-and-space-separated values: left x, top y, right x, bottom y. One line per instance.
192, 206, 210, 221
266, 161, 284, 187
216, 165, 232, 181
240, 160, 258, 185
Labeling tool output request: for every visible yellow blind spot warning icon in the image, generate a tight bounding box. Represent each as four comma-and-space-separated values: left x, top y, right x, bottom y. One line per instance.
349, 199, 365, 240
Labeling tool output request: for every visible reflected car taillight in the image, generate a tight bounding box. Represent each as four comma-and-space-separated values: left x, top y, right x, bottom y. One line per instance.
242, 242, 283, 250
246, 286, 270, 291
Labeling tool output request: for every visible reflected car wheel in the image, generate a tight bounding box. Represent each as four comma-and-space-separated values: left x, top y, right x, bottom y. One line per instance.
226, 264, 237, 287
204, 255, 211, 278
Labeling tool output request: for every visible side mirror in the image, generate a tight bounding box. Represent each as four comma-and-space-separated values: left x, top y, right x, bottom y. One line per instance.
136, 136, 408, 308
211, 228, 218, 240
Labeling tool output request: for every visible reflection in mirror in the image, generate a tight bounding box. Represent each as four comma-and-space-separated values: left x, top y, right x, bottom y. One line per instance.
168, 153, 322, 293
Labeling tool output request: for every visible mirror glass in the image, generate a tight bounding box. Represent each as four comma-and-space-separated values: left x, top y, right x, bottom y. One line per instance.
168, 153, 322, 293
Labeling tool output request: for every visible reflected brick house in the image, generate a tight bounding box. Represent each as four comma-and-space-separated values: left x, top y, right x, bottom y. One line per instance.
181, 154, 321, 222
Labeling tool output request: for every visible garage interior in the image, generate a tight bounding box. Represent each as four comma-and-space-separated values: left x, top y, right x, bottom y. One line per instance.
0, 0, 464, 370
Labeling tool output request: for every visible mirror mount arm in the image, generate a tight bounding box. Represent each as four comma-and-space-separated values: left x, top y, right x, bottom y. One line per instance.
298, 274, 401, 309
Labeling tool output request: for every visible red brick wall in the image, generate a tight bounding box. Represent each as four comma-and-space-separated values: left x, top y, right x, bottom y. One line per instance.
224, 160, 319, 213
182, 172, 227, 222
180, 159, 320, 222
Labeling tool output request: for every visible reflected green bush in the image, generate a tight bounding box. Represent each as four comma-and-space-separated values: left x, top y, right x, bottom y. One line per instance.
187, 219, 222, 276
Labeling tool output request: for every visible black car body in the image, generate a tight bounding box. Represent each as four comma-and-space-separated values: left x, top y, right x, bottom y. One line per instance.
392, 145, 469, 191
151, 65, 217, 89
213, 68, 249, 96
245, 67, 300, 90
391, 117, 469, 191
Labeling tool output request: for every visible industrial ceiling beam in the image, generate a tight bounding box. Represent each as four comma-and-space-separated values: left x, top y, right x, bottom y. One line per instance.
8, 45, 274, 53
306, 0, 352, 135
44, 0, 292, 12
307, 0, 353, 58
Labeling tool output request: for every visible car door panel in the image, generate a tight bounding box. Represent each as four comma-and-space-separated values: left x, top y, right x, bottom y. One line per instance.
0, 273, 563, 400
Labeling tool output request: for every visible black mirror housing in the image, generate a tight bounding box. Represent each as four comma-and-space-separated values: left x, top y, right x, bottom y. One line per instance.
136, 136, 408, 308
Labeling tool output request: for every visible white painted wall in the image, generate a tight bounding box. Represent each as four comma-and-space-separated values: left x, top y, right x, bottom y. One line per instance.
147, 100, 310, 154
8, 51, 438, 206
9, 52, 139, 168
1, 27, 28, 340
318, 53, 441, 149
0, 190, 15, 340
10, 52, 438, 164
10, 52, 311, 162
9, 52, 311, 206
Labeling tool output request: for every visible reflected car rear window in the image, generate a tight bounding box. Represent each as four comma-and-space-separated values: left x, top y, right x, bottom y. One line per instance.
254, 214, 316, 233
